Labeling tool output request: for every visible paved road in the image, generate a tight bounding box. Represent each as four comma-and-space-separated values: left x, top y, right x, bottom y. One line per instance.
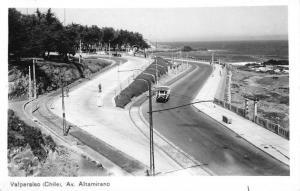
141, 62, 289, 175
49, 56, 188, 175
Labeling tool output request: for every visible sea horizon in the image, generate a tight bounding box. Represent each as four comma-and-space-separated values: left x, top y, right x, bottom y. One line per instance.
155, 40, 288, 62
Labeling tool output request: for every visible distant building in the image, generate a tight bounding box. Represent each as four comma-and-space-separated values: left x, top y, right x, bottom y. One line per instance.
274, 69, 281, 73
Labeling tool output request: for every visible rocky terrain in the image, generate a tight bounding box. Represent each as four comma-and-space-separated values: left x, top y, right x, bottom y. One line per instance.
8, 57, 113, 176
8, 109, 110, 176
8, 58, 111, 100
231, 67, 289, 129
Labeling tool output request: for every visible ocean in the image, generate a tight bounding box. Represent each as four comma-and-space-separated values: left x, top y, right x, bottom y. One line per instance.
157, 40, 288, 63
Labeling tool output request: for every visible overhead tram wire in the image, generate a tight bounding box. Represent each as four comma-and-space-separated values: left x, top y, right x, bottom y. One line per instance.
167, 92, 199, 101
148, 100, 213, 113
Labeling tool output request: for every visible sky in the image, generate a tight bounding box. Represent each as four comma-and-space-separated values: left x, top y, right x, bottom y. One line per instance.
19, 6, 288, 42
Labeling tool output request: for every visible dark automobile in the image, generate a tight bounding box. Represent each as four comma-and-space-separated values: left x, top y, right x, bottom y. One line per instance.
112, 52, 122, 57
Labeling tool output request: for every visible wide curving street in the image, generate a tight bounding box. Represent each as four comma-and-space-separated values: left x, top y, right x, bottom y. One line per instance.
140, 62, 289, 175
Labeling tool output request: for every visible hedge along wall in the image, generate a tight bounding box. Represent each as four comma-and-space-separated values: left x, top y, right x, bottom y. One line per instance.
115, 57, 171, 108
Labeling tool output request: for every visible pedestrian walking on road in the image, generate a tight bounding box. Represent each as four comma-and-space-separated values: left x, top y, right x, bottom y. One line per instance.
97, 82, 103, 107
98, 83, 102, 93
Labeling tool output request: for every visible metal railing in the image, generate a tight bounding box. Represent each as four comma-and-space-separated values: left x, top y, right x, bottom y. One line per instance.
213, 98, 289, 140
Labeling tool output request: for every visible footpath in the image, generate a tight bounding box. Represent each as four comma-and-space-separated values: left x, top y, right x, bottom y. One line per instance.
22, 57, 132, 176
193, 64, 289, 166
49, 56, 209, 176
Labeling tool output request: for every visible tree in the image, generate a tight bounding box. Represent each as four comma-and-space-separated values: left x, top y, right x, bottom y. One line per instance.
9, 8, 31, 58
8, 9, 150, 61
43, 8, 63, 57
102, 27, 116, 50
182, 46, 193, 52
83, 25, 103, 51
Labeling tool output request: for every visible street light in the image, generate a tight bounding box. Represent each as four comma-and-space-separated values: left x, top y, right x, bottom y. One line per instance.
155, 56, 158, 85
59, 73, 68, 136
153, 64, 168, 72
147, 68, 159, 83
119, 69, 156, 82
116, 69, 156, 176
149, 64, 168, 82
108, 40, 111, 59
136, 78, 155, 176
142, 72, 156, 84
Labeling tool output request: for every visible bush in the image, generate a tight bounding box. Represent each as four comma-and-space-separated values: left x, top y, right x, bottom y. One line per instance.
8, 58, 111, 100
8, 109, 57, 161
182, 46, 193, 52
115, 57, 171, 108
262, 59, 289, 66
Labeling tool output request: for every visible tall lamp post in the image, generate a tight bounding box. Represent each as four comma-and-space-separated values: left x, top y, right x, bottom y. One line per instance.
142, 72, 156, 85
136, 78, 155, 176
59, 73, 67, 136
117, 69, 156, 176
33, 59, 37, 99
155, 56, 158, 85
147, 68, 159, 83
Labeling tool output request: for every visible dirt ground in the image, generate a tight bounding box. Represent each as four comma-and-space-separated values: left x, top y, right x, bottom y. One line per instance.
230, 67, 289, 129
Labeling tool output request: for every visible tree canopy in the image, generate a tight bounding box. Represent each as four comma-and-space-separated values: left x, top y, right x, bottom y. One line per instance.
9, 8, 150, 60
182, 46, 193, 52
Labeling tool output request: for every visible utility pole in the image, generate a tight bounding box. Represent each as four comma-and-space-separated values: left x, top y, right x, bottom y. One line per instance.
145, 80, 155, 176
109, 40, 111, 59
137, 78, 155, 176
79, 39, 82, 64
225, 65, 232, 104
61, 78, 67, 136
148, 81, 155, 176
253, 98, 258, 122
155, 42, 158, 85
155, 58, 158, 85
33, 59, 37, 99
28, 65, 32, 100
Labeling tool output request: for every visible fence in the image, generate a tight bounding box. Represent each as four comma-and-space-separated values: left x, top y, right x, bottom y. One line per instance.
214, 98, 289, 140
160, 56, 211, 63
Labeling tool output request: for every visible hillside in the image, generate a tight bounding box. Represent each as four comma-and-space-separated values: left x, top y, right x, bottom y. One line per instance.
8, 58, 111, 100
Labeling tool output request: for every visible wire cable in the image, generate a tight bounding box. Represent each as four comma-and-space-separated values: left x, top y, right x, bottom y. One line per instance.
148, 100, 213, 113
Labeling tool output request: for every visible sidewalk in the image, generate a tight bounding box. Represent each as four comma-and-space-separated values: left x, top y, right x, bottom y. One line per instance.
193, 64, 289, 165
50, 56, 195, 175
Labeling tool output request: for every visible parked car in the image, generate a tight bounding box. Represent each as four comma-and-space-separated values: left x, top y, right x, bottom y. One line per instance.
156, 86, 171, 102
112, 52, 122, 57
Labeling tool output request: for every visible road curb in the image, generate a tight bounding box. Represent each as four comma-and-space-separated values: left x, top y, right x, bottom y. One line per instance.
192, 65, 290, 167
129, 62, 215, 175
22, 56, 147, 176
